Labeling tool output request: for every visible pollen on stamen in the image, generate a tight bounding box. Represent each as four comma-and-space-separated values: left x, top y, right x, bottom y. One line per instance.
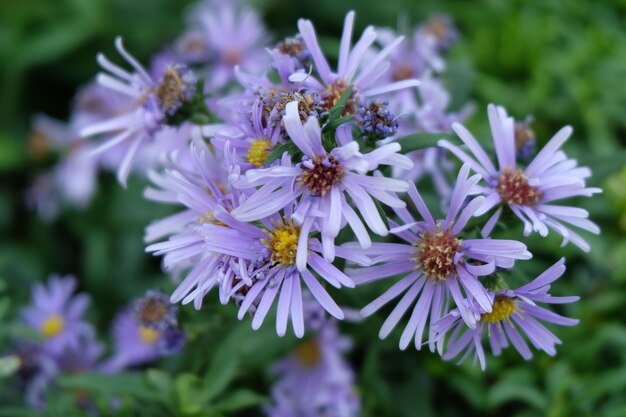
154, 65, 196, 115
41, 314, 65, 338
481, 296, 518, 323
321, 79, 356, 115
247, 139, 272, 167
263, 222, 301, 267
299, 156, 345, 197
497, 168, 542, 206
412, 228, 461, 282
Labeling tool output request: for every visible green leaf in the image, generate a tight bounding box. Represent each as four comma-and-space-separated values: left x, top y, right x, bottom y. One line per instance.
0, 355, 20, 378
264, 141, 301, 165
212, 389, 266, 412
326, 84, 354, 126
57, 372, 158, 401
373, 198, 390, 230
395, 132, 456, 153
175, 373, 204, 415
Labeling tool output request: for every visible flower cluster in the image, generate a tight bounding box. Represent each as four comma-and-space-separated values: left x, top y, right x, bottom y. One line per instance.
27, 1, 601, 403
12, 277, 184, 408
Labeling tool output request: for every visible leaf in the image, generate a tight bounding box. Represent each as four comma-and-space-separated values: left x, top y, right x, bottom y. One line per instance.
212, 389, 266, 412
0, 355, 20, 378
175, 373, 204, 415
57, 372, 158, 401
264, 141, 301, 165
326, 84, 354, 126
395, 133, 456, 153
373, 198, 390, 230
487, 378, 548, 409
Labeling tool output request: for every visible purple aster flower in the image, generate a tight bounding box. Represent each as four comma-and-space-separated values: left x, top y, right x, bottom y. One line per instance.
80, 37, 196, 186
100, 306, 183, 373
419, 14, 460, 52
133, 290, 178, 331
351, 164, 532, 350
211, 99, 286, 170
264, 301, 360, 417
434, 258, 579, 370
188, 0, 269, 89
439, 104, 602, 251
10, 341, 58, 409
290, 11, 420, 115
273, 35, 312, 72
159, 197, 368, 337
21, 275, 93, 356
231, 101, 413, 262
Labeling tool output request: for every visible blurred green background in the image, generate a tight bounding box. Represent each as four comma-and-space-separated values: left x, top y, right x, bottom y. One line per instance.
1, 0, 626, 416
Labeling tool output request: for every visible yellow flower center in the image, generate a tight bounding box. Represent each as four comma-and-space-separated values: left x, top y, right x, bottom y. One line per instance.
481, 297, 518, 323
139, 326, 160, 344
41, 314, 65, 338
264, 222, 301, 266
294, 339, 321, 367
247, 139, 272, 167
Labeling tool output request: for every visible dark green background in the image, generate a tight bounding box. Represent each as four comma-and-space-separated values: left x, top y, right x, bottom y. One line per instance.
1, 0, 626, 416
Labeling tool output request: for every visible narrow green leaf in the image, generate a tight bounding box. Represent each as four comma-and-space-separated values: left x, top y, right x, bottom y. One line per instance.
373, 198, 390, 230
212, 389, 266, 412
396, 132, 456, 153
264, 141, 300, 165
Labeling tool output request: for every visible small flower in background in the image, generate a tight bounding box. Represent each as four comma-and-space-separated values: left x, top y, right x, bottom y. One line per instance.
434, 258, 579, 370
10, 341, 58, 410
439, 104, 602, 251
80, 37, 197, 186
185, 0, 269, 89
21, 275, 94, 356
352, 165, 531, 350
133, 290, 178, 331
264, 294, 360, 417
100, 300, 185, 373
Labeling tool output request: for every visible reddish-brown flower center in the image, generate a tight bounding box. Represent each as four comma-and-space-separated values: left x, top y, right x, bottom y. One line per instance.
300, 157, 344, 196
277, 38, 307, 57
137, 298, 169, 324
392, 64, 416, 82
413, 229, 461, 282
321, 79, 356, 115
497, 168, 542, 206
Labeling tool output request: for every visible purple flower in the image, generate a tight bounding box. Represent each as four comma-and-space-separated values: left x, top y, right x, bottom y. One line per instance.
189, 0, 269, 89
80, 37, 196, 186
439, 104, 601, 251
100, 307, 182, 373
170, 201, 368, 337
355, 100, 399, 141
10, 341, 58, 409
133, 290, 178, 331
231, 101, 412, 262
290, 11, 420, 113
21, 275, 93, 356
265, 301, 360, 417
351, 164, 531, 350
434, 258, 579, 370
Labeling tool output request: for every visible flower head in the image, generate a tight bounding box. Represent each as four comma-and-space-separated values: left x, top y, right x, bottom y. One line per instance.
434, 258, 579, 369
133, 290, 178, 331
232, 100, 413, 262
439, 104, 601, 251
21, 275, 93, 356
352, 165, 531, 350
80, 37, 195, 186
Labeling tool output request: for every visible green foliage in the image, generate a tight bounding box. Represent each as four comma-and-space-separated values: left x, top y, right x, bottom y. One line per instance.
1, 0, 626, 416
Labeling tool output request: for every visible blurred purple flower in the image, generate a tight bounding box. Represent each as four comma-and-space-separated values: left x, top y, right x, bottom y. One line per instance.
21, 275, 94, 356
265, 300, 360, 417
